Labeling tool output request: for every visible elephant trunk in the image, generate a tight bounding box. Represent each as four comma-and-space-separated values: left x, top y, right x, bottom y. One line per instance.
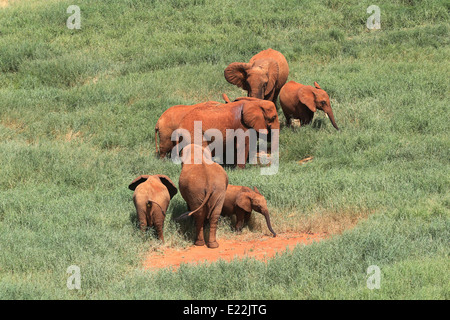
261, 209, 276, 237
248, 91, 263, 100
326, 108, 339, 130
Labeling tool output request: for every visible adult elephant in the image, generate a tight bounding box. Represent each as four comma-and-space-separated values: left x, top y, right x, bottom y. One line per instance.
224, 48, 289, 104
177, 144, 228, 248
279, 81, 339, 130
175, 98, 280, 168
155, 101, 221, 158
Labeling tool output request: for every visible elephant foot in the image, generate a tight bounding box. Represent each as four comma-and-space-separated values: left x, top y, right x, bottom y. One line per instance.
207, 241, 219, 249
194, 239, 205, 246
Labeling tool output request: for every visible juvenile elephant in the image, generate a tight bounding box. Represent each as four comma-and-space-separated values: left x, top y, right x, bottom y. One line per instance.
224, 48, 289, 104
128, 174, 178, 241
175, 98, 280, 168
177, 144, 228, 248
279, 81, 339, 130
221, 185, 276, 237
155, 101, 221, 158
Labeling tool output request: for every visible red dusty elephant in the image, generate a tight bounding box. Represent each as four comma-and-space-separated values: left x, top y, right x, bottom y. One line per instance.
155, 101, 221, 158
175, 97, 280, 168
279, 81, 339, 130
128, 174, 178, 241
176, 144, 229, 248
224, 48, 289, 105
221, 185, 276, 237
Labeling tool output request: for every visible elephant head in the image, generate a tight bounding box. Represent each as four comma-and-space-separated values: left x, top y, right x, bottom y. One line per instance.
224, 59, 279, 100
241, 99, 280, 133
236, 187, 276, 237
298, 82, 339, 130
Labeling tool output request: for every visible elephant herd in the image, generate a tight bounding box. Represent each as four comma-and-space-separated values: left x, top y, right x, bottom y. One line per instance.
129, 48, 339, 248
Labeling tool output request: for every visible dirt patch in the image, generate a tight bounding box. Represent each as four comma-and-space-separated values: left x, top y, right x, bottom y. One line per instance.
143, 232, 326, 271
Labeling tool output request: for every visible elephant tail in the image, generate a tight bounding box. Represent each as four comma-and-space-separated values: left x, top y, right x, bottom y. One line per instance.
147, 200, 165, 226
175, 189, 213, 221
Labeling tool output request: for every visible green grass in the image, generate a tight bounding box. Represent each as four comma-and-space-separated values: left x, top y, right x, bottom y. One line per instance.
0, 0, 449, 299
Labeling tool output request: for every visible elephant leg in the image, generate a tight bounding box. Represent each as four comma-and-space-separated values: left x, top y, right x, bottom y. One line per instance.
207, 196, 226, 248
194, 215, 205, 246
244, 212, 251, 225
236, 142, 248, 169
286, 116, 292, 127
152, 208, 165, 242
283, 112, 292, 127
207, 212, 220, 248
235, 209, 245, 233
136, 207, 148, 232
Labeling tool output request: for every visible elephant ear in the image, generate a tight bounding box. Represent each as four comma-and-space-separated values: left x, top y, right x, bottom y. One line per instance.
155, 174, 178, 199
265, 59, 279, 96
314, 81, 321, 89
236, 189, 252, 213
128, 175, 150, 191
298, 86, 317, 113
224, 62, 251, 89
242, 102, 267, 131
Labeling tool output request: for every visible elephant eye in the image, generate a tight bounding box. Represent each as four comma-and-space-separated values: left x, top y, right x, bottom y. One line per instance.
321, 101, 326, 106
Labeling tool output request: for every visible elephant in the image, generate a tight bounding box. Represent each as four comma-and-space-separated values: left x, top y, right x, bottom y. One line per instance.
175, 98, 280, 168
128, 174, 178, 241
221, 185, 276, 237
155, 101, 222, 158
176, 144, 228, 248
279, 81, 339, 130
224, 48, 289, 104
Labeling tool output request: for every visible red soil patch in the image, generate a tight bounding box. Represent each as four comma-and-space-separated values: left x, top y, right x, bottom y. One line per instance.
143, 232, 326, 271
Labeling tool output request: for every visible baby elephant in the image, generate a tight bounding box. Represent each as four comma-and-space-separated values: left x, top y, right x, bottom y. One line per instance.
128, 174, 178, 241
279, 81, 339, 130
221, 185, 276, 237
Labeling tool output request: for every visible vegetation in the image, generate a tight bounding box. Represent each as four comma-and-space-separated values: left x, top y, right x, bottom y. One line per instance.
0, 0, 448, 299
